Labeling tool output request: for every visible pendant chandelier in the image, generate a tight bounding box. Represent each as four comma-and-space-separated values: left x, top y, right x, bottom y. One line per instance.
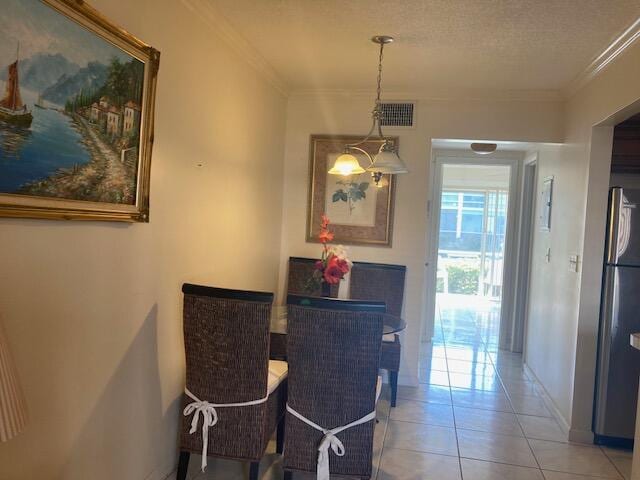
328, 35, 409, 185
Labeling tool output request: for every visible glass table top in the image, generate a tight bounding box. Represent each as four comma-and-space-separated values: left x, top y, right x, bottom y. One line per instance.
270, 305, 406, 336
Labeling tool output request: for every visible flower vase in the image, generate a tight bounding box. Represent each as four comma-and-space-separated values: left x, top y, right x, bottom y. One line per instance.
321, 281, 332, 297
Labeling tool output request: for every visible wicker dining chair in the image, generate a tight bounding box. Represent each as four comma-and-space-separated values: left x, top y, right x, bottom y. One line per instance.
287, 257, 339, 297
283, 295, 385, 480
177, 284, 288, 480
350, 262, 406, 407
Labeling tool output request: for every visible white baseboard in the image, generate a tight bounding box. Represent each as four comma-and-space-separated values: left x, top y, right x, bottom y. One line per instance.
524, 363, 579, 440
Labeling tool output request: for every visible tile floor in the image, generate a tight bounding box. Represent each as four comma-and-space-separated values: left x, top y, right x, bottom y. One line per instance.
169, 294, 634, 480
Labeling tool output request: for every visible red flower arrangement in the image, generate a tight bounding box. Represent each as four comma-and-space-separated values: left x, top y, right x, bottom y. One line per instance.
306, 215, 352, 294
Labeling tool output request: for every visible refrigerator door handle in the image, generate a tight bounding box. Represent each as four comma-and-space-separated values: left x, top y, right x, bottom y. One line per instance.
594, 266, 619, 434
606, 188, 622, 265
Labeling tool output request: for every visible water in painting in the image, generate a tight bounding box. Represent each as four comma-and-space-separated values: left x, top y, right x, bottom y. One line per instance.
0, 0, 145, 204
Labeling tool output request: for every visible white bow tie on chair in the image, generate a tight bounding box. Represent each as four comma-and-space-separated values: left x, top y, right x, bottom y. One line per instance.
184, 388, 269, 472
183, 393, 219, 472
286, 404, 377, 480
317, 429, 346, 480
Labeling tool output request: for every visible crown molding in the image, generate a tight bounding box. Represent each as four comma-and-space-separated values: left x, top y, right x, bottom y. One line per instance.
179, 0, 289, 97
289, 88, 563, 102
564, 17, 640, 98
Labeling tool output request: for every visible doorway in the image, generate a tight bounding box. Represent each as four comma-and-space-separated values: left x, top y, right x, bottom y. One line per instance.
424, 153, 521, 350
511, 156, 537, 353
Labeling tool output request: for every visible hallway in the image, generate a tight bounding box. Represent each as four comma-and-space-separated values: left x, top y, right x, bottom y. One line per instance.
378, 298, 633, 479
433, 293, 501, 348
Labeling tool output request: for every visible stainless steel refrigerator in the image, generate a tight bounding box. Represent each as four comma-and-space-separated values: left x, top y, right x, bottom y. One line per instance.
594, 186, 640, 446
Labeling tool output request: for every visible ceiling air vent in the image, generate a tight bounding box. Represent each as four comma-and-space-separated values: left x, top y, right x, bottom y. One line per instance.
380, 102, 414, 127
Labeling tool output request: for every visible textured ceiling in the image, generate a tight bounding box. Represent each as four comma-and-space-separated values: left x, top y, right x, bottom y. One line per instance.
209, 0, 640, 95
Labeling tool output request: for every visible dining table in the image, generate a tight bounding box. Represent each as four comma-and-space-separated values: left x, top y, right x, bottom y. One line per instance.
269, 305, 407, 360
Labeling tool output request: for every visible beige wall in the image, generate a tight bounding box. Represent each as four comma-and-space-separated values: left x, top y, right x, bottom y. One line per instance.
0, 0, 287, 478
525, 143, 584, 427
278, 94, 563, 386
524, 40, 640, 440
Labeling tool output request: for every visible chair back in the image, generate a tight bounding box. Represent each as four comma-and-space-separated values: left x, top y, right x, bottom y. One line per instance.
180, 283, 273, 459
350, 262, 406, 317
283, 295, 385, 477
287, 257, 338, 297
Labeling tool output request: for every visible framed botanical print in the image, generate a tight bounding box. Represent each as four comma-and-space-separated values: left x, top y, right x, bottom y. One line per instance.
0, 0, 160, 222
307, 134, 397, 246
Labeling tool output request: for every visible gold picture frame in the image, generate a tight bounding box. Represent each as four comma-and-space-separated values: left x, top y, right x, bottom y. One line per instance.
307, 135, 397, 247
0, 0, 160, 222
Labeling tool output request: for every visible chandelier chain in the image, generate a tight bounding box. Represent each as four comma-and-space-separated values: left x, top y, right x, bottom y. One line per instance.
376, 42, 384, 106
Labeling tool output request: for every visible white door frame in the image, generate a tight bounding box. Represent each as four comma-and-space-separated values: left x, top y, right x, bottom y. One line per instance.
511, 153, 538, 353
423, 150, 523, 348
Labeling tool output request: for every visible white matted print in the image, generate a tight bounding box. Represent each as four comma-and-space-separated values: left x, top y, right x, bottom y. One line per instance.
324, 153, 378, 227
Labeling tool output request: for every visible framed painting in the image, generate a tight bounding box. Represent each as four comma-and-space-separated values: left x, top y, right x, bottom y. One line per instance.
307, 135, 397, 246
0, 0, 160, 222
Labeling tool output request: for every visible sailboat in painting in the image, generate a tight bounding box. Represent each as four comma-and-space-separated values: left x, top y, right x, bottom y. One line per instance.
0, 46, 33, 128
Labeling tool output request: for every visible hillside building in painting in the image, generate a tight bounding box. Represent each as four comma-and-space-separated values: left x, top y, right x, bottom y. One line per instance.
89, 97, 111, 130
87, 95, 140, 143
89, 101, 106, 125
123, 101, 141, 136
106, 105, 122, 137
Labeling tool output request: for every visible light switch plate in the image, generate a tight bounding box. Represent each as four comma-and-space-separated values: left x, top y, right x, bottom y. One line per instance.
569, 254, 579, 272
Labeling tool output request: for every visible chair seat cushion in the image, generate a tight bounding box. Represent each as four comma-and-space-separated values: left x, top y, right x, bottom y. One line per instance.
380, 336, 401, 371
267, 360, 288, 395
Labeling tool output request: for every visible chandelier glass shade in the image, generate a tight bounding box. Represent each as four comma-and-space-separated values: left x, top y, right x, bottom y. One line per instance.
328, 152, 366, 176
368, 143, 409, 174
